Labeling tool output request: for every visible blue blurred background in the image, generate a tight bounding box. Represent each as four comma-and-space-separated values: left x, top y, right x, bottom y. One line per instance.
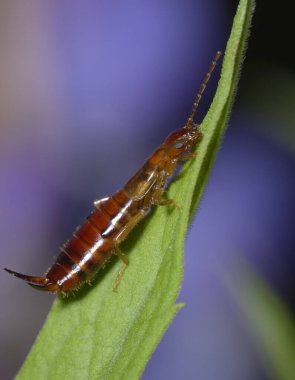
0, 1, 294, 379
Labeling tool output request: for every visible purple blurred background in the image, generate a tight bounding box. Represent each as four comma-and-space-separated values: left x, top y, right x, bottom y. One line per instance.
0, 1, 294, 379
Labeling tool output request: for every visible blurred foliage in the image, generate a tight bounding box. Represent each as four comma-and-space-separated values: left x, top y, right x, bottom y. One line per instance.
226, 263, 295, 380
240, 62, 295, 154
16, 0, 254, 379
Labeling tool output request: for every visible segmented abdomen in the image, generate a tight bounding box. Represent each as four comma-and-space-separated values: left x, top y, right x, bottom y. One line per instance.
45, 189, 140, 292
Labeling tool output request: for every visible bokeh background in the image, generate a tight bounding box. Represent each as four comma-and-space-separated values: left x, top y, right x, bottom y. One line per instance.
0, 1, 294, 379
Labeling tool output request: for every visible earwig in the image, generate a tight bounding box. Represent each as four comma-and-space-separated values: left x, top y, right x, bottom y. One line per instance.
4, 51, 222, 294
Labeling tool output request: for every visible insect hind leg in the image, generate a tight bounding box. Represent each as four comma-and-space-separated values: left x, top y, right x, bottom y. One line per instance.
112, 246, 129, 292
4, 268, 59, 292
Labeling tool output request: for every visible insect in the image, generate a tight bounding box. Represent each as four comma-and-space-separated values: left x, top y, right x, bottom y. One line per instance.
4, 51, 221, 294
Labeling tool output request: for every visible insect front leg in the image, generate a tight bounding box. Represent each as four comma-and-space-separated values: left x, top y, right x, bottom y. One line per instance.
153, 176, 181, 209
177, 152, 197, 163
112, 246, 129, 292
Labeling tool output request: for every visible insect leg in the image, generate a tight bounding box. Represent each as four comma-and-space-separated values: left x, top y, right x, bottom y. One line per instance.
158, 198, 181, 209
177, 152, 197, 163
112, 246, 129, 292
152, 179, 181, 209
93, 196, 110, 209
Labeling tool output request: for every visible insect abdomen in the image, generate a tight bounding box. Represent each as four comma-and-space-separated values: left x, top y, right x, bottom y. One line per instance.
48, 190, 136, 292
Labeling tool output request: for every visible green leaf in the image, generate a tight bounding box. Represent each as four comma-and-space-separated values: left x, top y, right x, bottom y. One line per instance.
17, 1, 254, 379
190, 0, 255, 218
225, 264, 295, 380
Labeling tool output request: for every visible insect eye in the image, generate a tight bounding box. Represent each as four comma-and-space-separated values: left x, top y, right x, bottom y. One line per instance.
174, 142, 184, 149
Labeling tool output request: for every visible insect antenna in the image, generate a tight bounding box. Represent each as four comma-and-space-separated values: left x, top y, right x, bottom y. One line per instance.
187, 50, 222, 128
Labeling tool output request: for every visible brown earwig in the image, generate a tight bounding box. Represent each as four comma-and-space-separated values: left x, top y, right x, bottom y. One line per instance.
4, 51, 221, 294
